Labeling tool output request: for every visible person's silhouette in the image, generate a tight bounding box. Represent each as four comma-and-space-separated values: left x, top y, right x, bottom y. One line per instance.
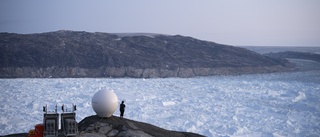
120, 101, 125, 118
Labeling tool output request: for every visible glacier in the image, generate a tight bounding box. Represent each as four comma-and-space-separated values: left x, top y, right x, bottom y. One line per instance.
0, 70, 319, 137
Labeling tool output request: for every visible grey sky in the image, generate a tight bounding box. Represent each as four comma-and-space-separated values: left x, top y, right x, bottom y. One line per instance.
1, 0, 319, 46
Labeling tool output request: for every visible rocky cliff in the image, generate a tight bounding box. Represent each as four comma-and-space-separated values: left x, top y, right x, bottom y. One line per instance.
0, 30, 293, 78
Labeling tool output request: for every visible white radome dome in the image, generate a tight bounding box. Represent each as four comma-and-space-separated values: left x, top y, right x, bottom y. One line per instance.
91, 89, 118, 117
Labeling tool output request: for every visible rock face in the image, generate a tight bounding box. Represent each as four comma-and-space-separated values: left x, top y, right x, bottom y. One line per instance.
77, 115, 204, 137
0, 30, 293, 78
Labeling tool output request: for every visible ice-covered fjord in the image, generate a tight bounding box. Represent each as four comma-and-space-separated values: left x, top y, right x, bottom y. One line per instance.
0, 70, 320, 137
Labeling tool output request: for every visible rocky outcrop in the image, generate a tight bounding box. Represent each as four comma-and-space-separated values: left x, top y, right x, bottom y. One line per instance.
0, 30, 293, 78
1, 115, 204, 137
77, 115, 204, 137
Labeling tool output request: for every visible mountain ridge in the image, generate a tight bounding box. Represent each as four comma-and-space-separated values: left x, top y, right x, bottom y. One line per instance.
0, 30, 293, 78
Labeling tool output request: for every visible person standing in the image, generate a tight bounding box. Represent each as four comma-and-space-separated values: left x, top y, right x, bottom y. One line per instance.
120, 101, 125, 118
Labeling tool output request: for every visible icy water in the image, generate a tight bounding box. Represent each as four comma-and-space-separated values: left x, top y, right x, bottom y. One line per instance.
0, 70, 320, 137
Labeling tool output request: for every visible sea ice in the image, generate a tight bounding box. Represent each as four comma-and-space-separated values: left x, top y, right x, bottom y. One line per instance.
292, 91, 306, 102
0, 70, 319, 137
162, 101, 176, 106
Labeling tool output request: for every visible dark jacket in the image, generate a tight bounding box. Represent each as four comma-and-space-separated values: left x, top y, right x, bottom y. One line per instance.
120, 103, 125, 112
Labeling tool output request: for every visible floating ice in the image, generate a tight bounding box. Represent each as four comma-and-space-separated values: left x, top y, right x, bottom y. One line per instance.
292, 92, 306, 102
0, 70, 319, 136
162, 101, 175, 106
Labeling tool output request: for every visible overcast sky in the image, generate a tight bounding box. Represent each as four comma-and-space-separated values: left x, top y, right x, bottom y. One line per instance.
0, 0, 319, 46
